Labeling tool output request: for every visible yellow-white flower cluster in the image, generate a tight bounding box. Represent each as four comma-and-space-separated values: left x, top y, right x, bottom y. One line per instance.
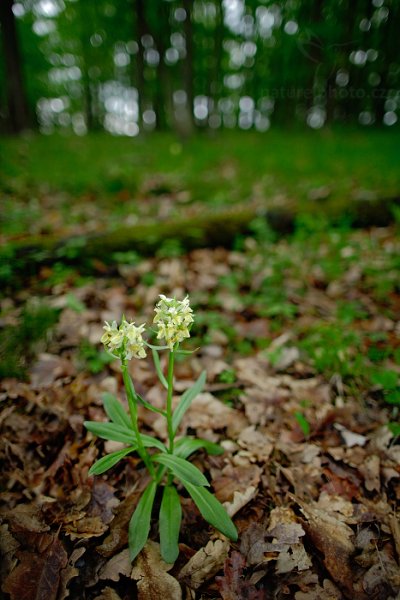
101, 319, 146, 360
153, 294, 194, 350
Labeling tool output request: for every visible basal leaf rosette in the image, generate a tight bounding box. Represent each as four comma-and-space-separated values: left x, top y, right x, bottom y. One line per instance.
101, 318, 147, 360
153, 294, 194, 350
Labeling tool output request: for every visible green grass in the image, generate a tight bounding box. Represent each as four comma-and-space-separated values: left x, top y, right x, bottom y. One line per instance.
1, 128, 399, 237
0, 301, 60, 379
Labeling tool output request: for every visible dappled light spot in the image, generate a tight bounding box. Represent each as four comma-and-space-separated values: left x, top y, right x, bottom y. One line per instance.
284, 20, 298, 35
142, 109, 156, 129
359, 111, 374, 126
383, 111, 398, 126
306, 107, 326, 129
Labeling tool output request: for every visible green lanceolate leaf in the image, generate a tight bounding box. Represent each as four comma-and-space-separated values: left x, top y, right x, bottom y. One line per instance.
88, 446, 136, 476
172, 370, 207, 434
183, 482, 238, 541
159, 485, 182, 563
151, 347, 168, 389
146, 343, 170, 351
174, 437, 224, 459
139, 433, 168, 452
129, 480, 158, 562
135, 392, 167, 416
152, 453, 209, 487
84, 421, 136, 444
84, 422, 167, 451
102, 392, 132, 429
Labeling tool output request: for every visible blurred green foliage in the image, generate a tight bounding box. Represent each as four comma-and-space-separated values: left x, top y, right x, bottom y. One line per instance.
1, 0, 399, 133
0, 300, 60, 379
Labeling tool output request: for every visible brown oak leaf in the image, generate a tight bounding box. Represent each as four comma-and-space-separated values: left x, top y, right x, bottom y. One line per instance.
2, 536, 68, 600
131, 541, 182, 600
216, 551, 265, 600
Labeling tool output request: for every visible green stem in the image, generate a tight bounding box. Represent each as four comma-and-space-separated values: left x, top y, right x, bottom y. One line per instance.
121, 360, 156, 478
166, 349, 175, 454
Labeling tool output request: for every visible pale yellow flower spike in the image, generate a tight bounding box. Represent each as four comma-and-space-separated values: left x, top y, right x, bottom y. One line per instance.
153, 294, 194, 350
101, 319, 147, 360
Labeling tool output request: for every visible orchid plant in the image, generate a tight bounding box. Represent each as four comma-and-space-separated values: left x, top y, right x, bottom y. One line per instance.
84, 295, 237, 563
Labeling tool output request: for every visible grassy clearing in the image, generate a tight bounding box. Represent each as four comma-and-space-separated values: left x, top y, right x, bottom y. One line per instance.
1, 128, 399, 238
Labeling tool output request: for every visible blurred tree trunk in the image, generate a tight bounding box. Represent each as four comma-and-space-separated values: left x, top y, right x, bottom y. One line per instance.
373, 0, 399, 125
152, 1, 170, 130
0, 0, 30, 133
307, 0, 323, 114
79, 2, 97, 132
182, 0, 195, 134
210, 0, 224, 127
154, 57, 168, 130
80, 45, 95, 131
134, 0, 147, 127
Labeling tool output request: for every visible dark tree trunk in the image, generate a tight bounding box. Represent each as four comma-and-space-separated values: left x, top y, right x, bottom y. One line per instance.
153, 1, 171, 130
80, 46, 95, 131
210, 0, 224, 124
154, 58, 168, 130
134, 0, 147, 127
181, 0, 195, 134
79, 2, 98, 132
0, 0, 30, 133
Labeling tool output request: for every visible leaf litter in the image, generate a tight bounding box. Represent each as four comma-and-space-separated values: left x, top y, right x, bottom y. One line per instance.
1, 225, 400, 599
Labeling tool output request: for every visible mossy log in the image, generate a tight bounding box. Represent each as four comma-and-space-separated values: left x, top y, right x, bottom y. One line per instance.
9, 196, 400, 274
348, 195, 400, 228
10, 206, 292, 268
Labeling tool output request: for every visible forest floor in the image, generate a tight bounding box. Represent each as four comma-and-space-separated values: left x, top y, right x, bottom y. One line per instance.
1, 219, 400, 600
1, 130, 400, 599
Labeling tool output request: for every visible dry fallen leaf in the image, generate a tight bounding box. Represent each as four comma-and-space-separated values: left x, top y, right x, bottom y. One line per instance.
315, 492, 356, 523
240, 523, 268, 566
237, 426, 274, 462
30, 353, 75, 389
295, 498, 368, 599
275, 544, 311, 574
295, 578, 343, 599
96, 487, 146, 557
0, 524, 20, 583
262, 508, 312, 575
178, 392, 248, 437
1, 503, 50, 534
213, 463, 261, 504
2, 536, 68, 600
179, 539, 229, 590
334, 423, 367, 448
58, 547, 86, 600
64, 515, 109, 540
93, 587, 123, 600
224, 486, 258, 518
99, 549, 131, 582
216, 551, 265, 600
362, 544, 400, 596
359, 454, 381, 493
131, 541, 182, 600
389, 514, 400, 561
